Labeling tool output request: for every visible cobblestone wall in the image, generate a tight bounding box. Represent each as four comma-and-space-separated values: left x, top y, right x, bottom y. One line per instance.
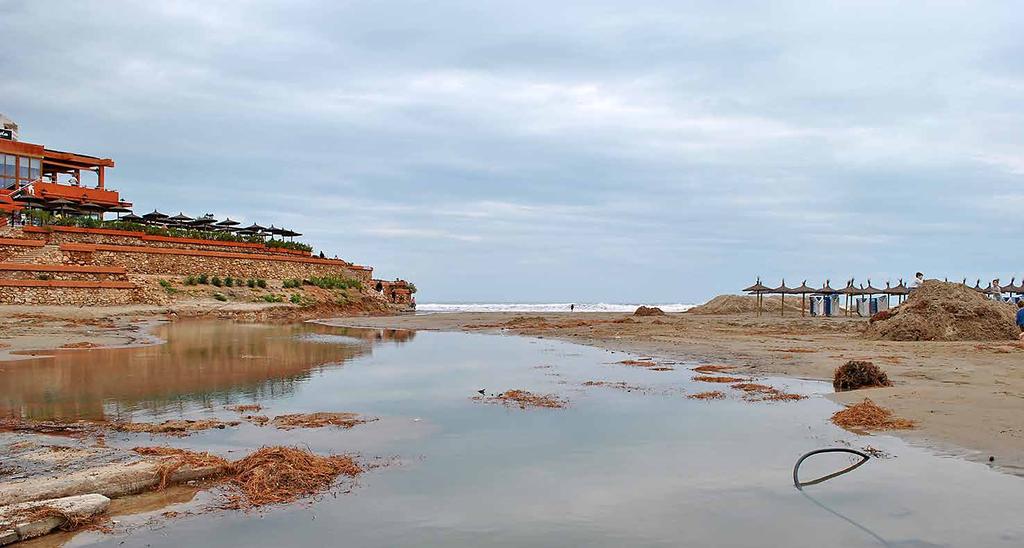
0, 285, 144, 305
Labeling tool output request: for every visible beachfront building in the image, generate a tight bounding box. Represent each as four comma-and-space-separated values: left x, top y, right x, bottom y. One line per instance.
0, 114, 126, 222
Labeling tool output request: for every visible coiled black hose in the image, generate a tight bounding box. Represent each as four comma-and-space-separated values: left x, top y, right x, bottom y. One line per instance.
793, 447, 871, 490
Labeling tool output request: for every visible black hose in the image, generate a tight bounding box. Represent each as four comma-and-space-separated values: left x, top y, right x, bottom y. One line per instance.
793, 448, 889, 547
793, 448, 871, 490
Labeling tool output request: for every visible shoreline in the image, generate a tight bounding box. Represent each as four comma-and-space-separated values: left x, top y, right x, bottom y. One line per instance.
2, 307, 1020, 476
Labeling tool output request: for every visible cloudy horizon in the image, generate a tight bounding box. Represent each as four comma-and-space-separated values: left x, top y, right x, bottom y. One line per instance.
2, 1, 1021, 303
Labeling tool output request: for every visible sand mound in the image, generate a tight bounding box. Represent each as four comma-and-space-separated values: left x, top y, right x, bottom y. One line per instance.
634, 306, 665, 316
688, 294, 804, 315
866, 281, 1017, 341
833, 360, 891, 391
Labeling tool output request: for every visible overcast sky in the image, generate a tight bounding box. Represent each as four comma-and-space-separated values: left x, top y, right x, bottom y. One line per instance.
2, 1, 1021, 303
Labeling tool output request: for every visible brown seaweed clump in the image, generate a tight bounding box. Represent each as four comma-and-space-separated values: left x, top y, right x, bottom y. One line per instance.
133, 445, 363, 509
474, 390, 567, 409
866, 281, 1017, 341
581, 381, 646, 392
225, 446, 363, 509
270, 413, 375, 430
634, 306, 666, 316
730, 382, 806, 402
133, 446, 230, 489
693, 375, 747, 384
833, 360, 891, 391
692, 364, 735, 373
831, 399, 915, 434
226, 404, 262, 413
112, 419, 240, 436
687, 391, 726, 400
618, 359, 674, 371
0, 504, 112, 535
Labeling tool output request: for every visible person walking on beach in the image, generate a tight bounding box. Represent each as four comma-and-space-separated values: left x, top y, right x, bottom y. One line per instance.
570, 304, 575, 312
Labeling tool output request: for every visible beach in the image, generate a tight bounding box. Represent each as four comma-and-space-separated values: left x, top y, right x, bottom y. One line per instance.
3, 305, 1021, 475
318, 311, 1024, 473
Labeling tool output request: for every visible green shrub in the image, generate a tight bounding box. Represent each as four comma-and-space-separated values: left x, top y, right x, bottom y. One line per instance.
307, 276, 362, 290
198, 274, 209, 285
158, 279, 178, 294
211, 276, 223, 287
265, 239, 313, 252
289, 293, 302, 304
225, 277, 234, 287
184, 276, 197, 286
213, 292, 228, 302
261, 294, 283, 303
246, 278, 256, 288
256, 279, 267, 289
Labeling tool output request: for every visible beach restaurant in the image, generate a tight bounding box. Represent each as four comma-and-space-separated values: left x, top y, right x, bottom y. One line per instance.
0, 116, 127, 219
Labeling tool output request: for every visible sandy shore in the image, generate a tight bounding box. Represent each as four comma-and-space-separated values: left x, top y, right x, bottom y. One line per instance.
318, 311, 1024, 474
2, 306, 1020, 475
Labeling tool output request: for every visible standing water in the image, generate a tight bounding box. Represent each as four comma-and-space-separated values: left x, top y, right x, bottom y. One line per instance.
1, 320, 1021, 547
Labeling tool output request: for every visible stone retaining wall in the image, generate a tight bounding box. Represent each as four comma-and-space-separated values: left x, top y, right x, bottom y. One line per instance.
0, 285, 144, 306
58, 244, 372, 283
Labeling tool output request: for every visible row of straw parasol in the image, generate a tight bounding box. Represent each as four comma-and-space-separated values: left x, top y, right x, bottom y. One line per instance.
117, 210, 301, 239
11, 195, 303, 240
743, 277, 1023, 317
742, 278, 911, 317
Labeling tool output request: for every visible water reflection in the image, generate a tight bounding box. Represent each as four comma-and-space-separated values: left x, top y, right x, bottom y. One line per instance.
0, 321, 415, 420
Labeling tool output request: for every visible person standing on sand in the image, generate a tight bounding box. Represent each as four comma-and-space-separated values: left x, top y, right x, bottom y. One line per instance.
991, 278, 1003, 302
570, 304, 575, 312
910, 272, 925, 290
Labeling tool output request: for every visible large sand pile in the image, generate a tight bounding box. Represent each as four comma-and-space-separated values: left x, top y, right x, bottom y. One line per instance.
866, 281, 1017, 341
688, 294, 805, 315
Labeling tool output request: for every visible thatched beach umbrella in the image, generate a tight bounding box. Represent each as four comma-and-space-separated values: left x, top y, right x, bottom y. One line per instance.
812, 280, 838, 317
77, 201, 106, 220
120, 213, 143, 223
44, 197, 76, 210
1004, 277, 1021, 299
215, 218, 240, 228
142, 210, 168, 225
838, 280, 859, 316
743, 278, 770, 317
884, 279, 910, 305
772, 280, 793, 317
190, 214, 217, 227
793, 280, 815, 317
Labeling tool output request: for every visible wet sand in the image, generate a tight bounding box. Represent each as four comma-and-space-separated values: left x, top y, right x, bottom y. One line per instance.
318, 312, 1024, 473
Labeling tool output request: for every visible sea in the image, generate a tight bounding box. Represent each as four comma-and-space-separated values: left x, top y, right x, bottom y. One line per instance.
415, 302, 696, 313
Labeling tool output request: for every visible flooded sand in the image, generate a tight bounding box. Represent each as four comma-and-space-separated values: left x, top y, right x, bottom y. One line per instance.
2, 321, 1022, 547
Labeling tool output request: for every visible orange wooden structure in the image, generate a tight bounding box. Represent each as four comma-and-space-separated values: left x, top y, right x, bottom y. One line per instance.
1, 132, 127, 214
